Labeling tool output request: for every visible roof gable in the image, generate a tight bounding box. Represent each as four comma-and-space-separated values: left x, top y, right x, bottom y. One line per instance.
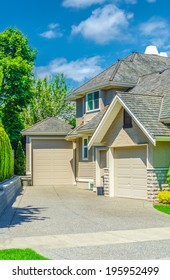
89, 92, 170, 149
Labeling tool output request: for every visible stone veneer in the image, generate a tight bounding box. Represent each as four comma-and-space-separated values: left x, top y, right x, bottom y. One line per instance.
147, 168, 169, 201
103, 168, 110, 196
103, 167, 169, 201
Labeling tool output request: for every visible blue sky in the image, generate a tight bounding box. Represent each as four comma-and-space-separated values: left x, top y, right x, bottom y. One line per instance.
1, 0, 170, 88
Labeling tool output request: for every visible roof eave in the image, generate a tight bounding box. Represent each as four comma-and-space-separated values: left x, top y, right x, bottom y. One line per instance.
21, 132, 69, 136
66, 82, 136, 101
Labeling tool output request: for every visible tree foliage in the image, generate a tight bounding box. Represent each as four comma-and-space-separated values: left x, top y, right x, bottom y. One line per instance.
0, 127, 14, 182
14, 141, 26, 176
0, 28, 36, 149
22, 74, 76, 127
167, 167, 170, 188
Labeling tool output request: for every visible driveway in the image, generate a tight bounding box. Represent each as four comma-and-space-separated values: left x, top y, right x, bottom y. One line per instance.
0, 185, 170, 259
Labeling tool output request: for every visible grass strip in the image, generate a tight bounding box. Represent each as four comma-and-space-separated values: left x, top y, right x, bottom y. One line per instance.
154, 204, 170, 215
0, 248, 49, 260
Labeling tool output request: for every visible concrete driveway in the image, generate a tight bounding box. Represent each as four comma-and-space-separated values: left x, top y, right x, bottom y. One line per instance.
0, 185, 170, 259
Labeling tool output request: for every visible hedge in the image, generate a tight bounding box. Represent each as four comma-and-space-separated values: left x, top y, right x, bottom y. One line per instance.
0, 127, 14, 182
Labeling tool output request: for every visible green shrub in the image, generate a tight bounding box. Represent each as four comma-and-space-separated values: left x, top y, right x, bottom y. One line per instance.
14, 141, 26, 176
0, 127, 14, 182
158, 190, 170, 204
167, 167, 170, 188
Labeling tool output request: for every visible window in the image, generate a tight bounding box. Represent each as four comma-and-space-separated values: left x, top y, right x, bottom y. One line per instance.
82, 138, 88, 159
123, 109, 132, 128
86, 91, 99, 112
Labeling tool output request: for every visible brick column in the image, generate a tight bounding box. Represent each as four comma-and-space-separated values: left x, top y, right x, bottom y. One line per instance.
103, 168, 110, 196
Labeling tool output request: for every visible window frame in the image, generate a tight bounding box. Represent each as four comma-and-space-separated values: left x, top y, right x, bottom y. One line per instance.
85, 91, 100, 113
82, 137, 88, 160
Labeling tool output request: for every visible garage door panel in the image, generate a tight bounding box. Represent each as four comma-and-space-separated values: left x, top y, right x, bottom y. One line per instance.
33, 142, 74, 186
115, 146, 147, 199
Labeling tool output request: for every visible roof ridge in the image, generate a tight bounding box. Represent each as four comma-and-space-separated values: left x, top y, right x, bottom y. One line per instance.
158, 96, 164, 121
109, 60, 122, 81
69, 52, 138, 95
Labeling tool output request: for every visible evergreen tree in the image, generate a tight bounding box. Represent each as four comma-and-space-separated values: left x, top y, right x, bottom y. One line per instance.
0, 127, 14, 182
14, 141, 26, 176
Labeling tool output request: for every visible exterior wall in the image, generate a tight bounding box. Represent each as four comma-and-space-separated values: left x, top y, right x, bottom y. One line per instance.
146, 141, 170, 200
153, 142, 170, 167
76, 90, 106, 126
101, 89, 116, 106
26, 136, 31, 175
76, 137, 94, 188
103, 108, 149, 148
76, 98, 84, 126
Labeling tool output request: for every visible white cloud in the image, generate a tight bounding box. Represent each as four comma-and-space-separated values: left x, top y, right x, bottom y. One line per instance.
140, 17, 169, 47
40, 30, 63, 39
34, 56, 103, 82
48, 23, 59, 29
71, 4, 133, 44
39, 23, 63, 39
63, 0, 106, 8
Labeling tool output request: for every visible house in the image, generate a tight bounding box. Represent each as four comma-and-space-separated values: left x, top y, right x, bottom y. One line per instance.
22, 52, 170, 200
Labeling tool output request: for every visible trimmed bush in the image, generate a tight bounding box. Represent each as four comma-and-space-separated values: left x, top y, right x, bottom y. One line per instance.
166, 167, 170, 188
14, 141, 26, 176
158, 190, 170, 204
0, 127, 14, 182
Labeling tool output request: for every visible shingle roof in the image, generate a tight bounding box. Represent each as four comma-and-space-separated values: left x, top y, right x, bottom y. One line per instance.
22, 117, 72, 136
67, 107, 108, 137
129, 68, 170, 121
118, 92, 170, 138
67, 52, 170, 100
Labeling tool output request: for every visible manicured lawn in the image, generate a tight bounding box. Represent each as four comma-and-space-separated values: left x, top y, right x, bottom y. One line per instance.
154, 204, 170, 215
0, 248, 49, 260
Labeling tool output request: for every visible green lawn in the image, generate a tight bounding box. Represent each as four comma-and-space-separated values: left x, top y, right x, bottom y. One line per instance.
0, 248, 49, 260
154, 204, 170, 215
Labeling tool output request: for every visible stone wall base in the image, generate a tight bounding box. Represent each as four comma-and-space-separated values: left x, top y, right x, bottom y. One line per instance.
103, 167, 169, 201
103, 168, 110, 196
147, 168, 169, 201
0, 176, 22, 217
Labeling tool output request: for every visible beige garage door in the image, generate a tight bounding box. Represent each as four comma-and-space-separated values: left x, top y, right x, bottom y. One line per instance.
33, 140, 74, 185
114, 146, 147, 199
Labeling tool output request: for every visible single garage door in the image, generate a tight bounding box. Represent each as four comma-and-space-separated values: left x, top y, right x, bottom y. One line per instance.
33, 139, 74, 185
114, 146, 147, 199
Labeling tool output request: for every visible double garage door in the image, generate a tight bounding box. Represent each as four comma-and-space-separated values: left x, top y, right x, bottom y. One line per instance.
32, 139, 74, 186
114, 146, 147, 199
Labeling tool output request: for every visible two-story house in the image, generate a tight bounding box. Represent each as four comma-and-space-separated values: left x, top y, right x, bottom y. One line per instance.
22, 52, 170, 200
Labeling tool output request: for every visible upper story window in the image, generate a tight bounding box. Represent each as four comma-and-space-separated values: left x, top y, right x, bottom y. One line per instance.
123, 109, 132, 128
86, 91, 99, 112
